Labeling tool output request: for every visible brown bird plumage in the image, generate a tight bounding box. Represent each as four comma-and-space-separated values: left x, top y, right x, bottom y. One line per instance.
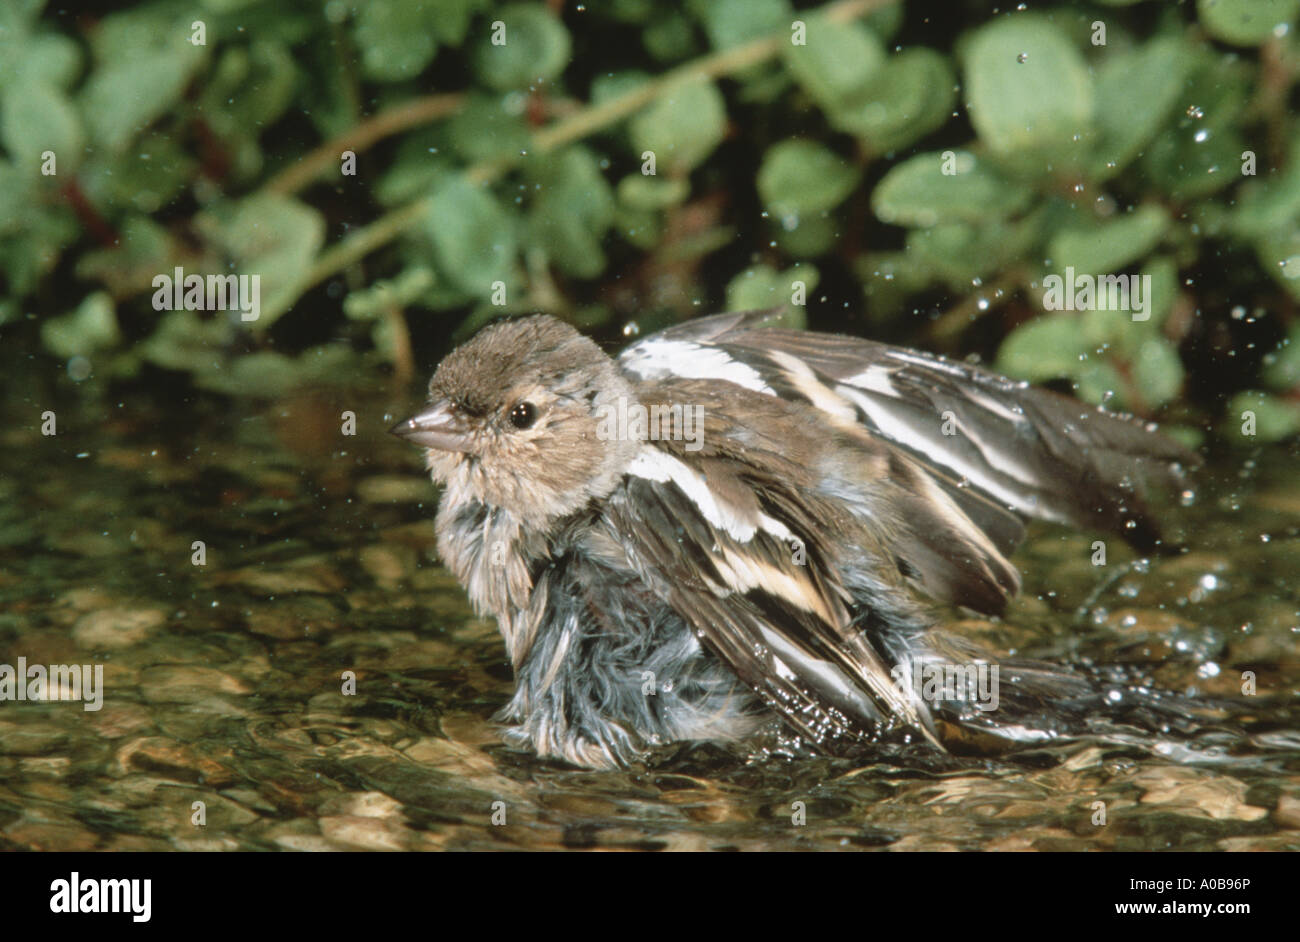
393, 310, 1201, 768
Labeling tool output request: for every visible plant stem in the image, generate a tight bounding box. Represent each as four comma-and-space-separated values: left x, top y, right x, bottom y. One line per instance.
263, 94, 465, 196
928, 269, 1024, 346
269, 0, 895, 321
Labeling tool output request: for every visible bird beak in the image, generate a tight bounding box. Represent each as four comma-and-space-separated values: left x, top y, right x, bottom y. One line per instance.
390, 400, 474, 452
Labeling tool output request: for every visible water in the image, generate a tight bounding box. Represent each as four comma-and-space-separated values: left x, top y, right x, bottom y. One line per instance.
1, 382, 1298, 851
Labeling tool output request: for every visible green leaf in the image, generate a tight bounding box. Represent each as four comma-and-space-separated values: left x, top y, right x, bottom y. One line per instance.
694, 0, 792, 50
201, 40, 298, 131
617, 174, 689, 211
758, 140, 860, 216
773, 212, 837, 258
295, 33, 360, 140
424, 175, 518, 296
0, 8, 72, 91
1261, 323, 1300, 391
907, 217, 1035, 287
1198, 0, 1299, 46
607, 0, 656, 24
1226, 390, 1300, 442
79, 129, 197, 214
198, 0, 265, 10
997, 312, 1135, 407
376, 128, 455, 207
591, 70, 650, 107
1255, 227, 1300, 301
472, 4, 571, 91
447, 94, 531, 163
613, 202, 660, 250
430, 0, 487, 45
76, 215, 174, 295
725, 263, 819, 311
628, 77, 726, 173
1072, 360, 1128, 407
198, 193, 326, 328
353, 0, 439, 82
1139, 254, 1179, 329
9, 31, 82, 90
1230, 134, 1300, 239
830, 49, 955, 153
79, 6, 208, 153
193, 345, 358, 397
857, 251, 936, 320
643, 10, 699, 62
139, 309, 235, 376
1090, 37, 1191, 179
997, 313, 1093, 381
1141, 125, 1243, 201
1, 75, 83, 174
1073, 253, 1179, 345
963, 14, 1092, 168
783, 14, 885, 111
344, 268, 437, 320
40, 292, 120, 359
526, 146, 615, 278
1047, 205, 1170, 276
1139, 52, 1250, 200
0, 205, 77, 294
0, 160, 26, 236
873, 150, 1029, 227
196, 40, 298, 182
863, 4, 905, 42
1130, 336, 1185, 407
734, 64, 794, 105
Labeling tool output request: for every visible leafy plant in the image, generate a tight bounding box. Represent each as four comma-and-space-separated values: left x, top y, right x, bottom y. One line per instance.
1, 0, 1298, 442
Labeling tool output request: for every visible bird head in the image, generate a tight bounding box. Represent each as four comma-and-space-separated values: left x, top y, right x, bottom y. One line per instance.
391, 315, 640, 528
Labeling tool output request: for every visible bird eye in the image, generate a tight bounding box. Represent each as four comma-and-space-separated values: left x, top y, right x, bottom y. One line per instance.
508, 401, 538, 429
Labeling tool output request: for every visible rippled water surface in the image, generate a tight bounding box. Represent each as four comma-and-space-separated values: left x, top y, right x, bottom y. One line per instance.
2, 382, 1299, 851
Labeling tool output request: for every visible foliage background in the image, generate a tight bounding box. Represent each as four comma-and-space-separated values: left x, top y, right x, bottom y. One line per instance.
2, 0, 1299, 442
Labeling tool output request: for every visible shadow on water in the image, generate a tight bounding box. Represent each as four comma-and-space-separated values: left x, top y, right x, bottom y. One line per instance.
1, 379, 1298, 851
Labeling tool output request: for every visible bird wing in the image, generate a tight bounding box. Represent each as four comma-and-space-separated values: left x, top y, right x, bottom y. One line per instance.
599, 399, 940, 754
619, 309, 1197, 553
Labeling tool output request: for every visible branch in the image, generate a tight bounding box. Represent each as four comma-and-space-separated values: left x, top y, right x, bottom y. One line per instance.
265, 0, 897, 322
262, 94, 465, 196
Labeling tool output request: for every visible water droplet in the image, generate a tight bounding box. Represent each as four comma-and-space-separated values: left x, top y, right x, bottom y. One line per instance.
67, 356, 92, 381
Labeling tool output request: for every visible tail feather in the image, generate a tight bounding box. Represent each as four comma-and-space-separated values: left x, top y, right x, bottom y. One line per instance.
882, 628, 1236, 755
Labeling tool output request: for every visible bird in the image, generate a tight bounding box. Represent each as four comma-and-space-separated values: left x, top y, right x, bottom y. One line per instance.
391, 309, 1202, 769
